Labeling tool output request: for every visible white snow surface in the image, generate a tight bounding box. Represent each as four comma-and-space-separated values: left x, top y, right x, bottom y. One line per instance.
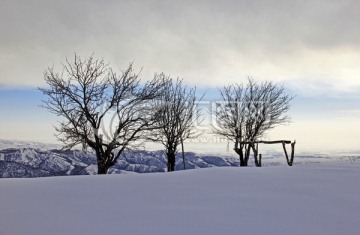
1, 165, 360, 235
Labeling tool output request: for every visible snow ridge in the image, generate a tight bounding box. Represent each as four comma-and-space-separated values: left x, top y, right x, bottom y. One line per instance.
0, 147, 239, 178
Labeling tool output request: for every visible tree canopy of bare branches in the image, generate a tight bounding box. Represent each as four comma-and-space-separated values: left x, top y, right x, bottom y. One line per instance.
213, 78, 293, 166
149, 74, 203, 172
39, 54, 164, 174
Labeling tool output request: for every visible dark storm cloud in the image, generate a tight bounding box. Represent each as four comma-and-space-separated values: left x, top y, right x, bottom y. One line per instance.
1, 0, 360, 89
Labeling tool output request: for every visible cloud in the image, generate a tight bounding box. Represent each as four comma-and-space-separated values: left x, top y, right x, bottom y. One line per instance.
1, 0, 360, 96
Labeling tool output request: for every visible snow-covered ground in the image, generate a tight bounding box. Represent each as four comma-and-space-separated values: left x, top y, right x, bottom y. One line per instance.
1, 164, 359, 235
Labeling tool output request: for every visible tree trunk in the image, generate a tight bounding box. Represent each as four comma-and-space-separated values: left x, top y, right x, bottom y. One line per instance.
234, 148, 246, 167
252, 143, 261, 167
234, 139, 248, 167
243, 145, 250, 166
167, 151, 176, 172
239, 159, 247, 166
96, 151, 114, 174
96, 151, 111, 174
97, 164, 110, 174
234, 148, 248, 167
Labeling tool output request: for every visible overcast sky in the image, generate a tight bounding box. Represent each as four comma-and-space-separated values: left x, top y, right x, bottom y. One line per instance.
1, 0, 360, 153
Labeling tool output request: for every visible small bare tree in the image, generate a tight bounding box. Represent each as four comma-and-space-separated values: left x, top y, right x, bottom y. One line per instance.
39, 54, 164, 174
150, 74, 202, 172
213, 78, 293, 166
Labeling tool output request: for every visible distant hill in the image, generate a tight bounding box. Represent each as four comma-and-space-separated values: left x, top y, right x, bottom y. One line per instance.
0, 147, 239, 178
1, 139, 358, 178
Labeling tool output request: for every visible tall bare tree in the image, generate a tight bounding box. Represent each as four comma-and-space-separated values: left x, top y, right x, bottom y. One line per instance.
150, 74, 202, 172
213, 78, 293, 166
39, 54, 164, 174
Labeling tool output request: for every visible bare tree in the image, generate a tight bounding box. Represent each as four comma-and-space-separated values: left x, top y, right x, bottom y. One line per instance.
213, 78, 293, 166
149, 74, 202, 172
39, 54, 164, 174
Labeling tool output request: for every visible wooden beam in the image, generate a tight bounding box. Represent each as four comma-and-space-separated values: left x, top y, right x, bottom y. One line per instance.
282, 142, 290, 165
241, 140, 292, 145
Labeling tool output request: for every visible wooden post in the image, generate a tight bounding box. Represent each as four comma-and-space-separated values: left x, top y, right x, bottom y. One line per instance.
254, 142, 261, 167
282, 141, 291, 166
289, 140, 296, 166
240, 139, 295, 166
181, 138, 186, 170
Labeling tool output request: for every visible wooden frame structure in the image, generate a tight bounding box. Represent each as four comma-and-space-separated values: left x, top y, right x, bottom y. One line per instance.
240, 140, 296, 166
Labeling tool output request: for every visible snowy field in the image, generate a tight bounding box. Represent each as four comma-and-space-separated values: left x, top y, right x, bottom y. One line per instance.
1, 164, 359, 235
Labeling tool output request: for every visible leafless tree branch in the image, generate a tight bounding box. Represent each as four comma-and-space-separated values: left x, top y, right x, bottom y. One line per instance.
213, 77, 293, 166
39, 54, 164, 174
149, 73, 203, 171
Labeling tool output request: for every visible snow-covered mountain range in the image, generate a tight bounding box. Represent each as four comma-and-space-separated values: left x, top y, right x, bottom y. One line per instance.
0, 141, 239, 178
1, 139, 358, 178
